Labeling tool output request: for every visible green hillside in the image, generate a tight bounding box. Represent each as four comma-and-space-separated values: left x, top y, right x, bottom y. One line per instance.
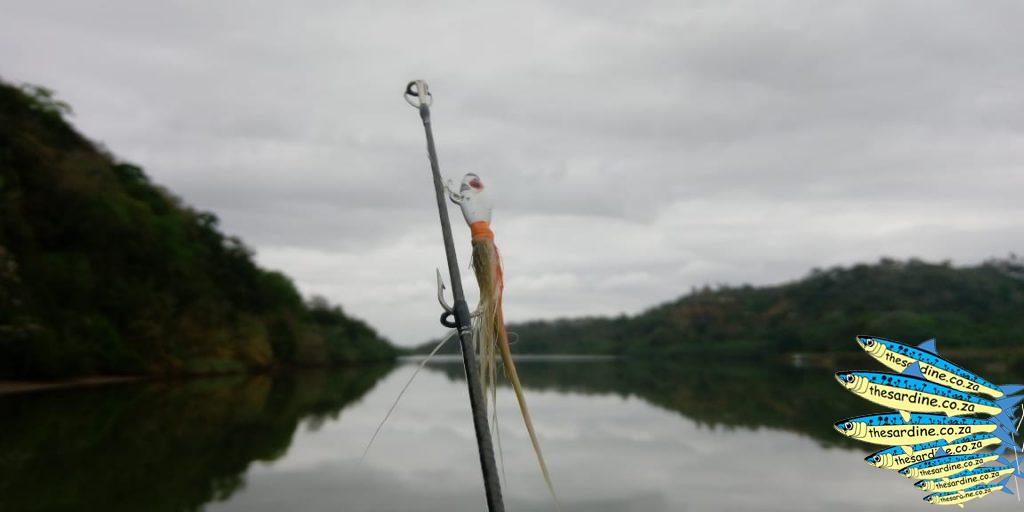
0, 81, 396, 378
416, 257, 1024, 358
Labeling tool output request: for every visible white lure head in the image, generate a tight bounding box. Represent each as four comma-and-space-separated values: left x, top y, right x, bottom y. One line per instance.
453, 173, 492, 225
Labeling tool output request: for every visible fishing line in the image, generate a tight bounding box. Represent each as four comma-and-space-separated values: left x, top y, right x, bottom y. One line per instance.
359, 329, 457, 463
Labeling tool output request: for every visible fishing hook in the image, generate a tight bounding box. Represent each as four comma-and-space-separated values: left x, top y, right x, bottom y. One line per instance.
436, 268, 481, 328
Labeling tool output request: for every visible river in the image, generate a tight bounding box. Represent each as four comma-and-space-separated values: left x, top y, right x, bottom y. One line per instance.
1, 356, 1020, 511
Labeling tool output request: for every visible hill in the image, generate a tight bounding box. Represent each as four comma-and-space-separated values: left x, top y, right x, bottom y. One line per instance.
414, 257, 1024, 358
0, 81, 396, 378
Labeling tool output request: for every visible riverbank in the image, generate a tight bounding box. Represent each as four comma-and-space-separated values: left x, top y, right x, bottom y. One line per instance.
0, 359, 399, 396
6, 348, 1019, 397
0, 376, 143, 395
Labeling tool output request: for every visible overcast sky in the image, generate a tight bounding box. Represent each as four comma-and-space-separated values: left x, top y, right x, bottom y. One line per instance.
2, 1, 1022, 345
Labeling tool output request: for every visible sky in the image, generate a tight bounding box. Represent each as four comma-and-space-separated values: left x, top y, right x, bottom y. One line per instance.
1, 1, 1022, 345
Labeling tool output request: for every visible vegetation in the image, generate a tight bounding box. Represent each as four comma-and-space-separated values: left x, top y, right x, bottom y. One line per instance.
0, 80, 396, 378
416, 257, 1024, 359
0, 368, 390, 511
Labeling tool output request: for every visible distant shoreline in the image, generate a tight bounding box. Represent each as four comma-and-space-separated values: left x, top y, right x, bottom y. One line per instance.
400, 354, 619, 364
0, 376, 142, 396
3, 349, 1017, 396
0, 357, 615, 396
0, 362, 398, 396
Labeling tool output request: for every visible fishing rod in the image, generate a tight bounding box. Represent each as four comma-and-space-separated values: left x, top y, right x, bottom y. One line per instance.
404, 79, 506, 512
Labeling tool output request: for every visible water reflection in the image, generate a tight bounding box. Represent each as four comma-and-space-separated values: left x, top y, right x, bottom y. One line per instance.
426, 355, 1024, 449
1, 358, 1020, 511
426, 357, 872, 448
0, 367, 391, 512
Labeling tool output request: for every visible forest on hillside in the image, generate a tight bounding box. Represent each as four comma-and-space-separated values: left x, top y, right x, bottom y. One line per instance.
416, 257, 1024, 359
0, 81, 396, 378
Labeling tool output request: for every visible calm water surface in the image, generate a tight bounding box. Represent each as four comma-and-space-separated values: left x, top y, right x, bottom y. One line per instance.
1, 357, 1021, 511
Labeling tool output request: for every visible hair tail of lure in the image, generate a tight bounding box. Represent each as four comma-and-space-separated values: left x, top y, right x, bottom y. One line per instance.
471, 228, 561, 511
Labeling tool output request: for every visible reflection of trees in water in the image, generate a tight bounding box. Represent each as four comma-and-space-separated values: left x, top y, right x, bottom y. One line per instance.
425, 358, 1024, 448
0, 365, 391, 512
4, 358, 1017, 511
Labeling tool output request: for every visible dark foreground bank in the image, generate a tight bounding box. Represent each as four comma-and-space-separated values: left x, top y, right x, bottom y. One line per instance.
0, 81, 396, 379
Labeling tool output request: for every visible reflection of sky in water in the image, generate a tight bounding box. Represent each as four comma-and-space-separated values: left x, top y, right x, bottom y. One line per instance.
207, 363, 1019, 511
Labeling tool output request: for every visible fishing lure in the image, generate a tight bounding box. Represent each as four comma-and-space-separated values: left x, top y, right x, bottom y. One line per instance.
898, 450, 1006, 480
449, 173, 559, 508
864, 433, 1005, 470
922, 478, 1014, 507
915, 465, 1024, 493
834, 370, 1024, 418
833, 413, 1015, 447
856, 336, 1024, 399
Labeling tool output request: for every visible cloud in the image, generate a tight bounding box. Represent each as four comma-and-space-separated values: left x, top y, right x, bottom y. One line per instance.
2, 1, 1022, 343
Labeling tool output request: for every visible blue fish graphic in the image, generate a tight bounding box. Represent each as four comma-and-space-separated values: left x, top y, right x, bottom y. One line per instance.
856, 335, 1024, 399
